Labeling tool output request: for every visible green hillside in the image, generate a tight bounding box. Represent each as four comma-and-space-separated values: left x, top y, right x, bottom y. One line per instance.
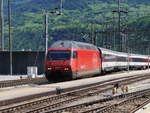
3, 0, 150, 53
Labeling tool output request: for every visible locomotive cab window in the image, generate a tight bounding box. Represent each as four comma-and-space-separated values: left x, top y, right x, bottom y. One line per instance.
47, 50, 71, 60
73, 51, 78, 58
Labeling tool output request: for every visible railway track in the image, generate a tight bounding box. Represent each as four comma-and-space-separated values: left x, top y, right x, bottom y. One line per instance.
0, 77, 47, 88
46, 88, 150, 113
0, 74, 150, 113
95, 90, 150, 113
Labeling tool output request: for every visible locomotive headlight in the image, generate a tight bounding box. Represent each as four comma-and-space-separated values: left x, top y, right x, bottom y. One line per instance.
48, 67, 52, 70
64, 68, 69, 70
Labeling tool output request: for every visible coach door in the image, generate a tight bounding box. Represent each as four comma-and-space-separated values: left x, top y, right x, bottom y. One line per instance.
72, 51, 78, 78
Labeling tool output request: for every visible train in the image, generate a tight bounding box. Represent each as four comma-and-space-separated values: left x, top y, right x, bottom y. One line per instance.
45, 40, 150, 81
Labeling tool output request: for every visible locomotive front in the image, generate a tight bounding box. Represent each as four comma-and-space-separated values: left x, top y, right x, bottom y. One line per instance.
45, 41, 78, 81
45, 49, 74, 81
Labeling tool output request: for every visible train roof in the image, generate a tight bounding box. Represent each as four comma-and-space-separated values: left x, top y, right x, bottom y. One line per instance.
50, 41, 148, 58
50, 40, 98, 50
98, 47, 128, 57
99, 47, 148, 58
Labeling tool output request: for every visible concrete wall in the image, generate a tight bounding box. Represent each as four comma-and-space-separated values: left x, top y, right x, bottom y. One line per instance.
0, 51, 45, 75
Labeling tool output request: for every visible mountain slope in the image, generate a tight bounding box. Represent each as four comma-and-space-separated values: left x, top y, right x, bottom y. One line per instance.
3, 0, 150, 51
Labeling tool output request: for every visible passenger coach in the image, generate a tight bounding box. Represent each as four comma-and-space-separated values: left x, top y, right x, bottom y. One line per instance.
45, 40, 102, 81
99, 48, 128, 72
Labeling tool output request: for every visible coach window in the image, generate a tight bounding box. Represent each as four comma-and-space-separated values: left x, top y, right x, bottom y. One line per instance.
73, 51, 78, 58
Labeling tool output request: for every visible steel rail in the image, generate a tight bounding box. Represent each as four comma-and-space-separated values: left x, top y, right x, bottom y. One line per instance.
16, 75, 150, 113
0, 74, 150, 113
130, 98, 150, 113
96, 93, 150, 113
43, 88, 150, 113
0, 73, 145, 107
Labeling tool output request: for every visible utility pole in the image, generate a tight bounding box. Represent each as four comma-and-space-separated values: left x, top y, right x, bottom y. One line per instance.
114, 0, 121, 51
44, 8, 63, 59
0, 0, 2, 50
44, 0, 63, 58
148, 48, 149, 69
118, 0, 121, 43
44, 11, 48, 59
112, 13, 116, 50
0, 0, 4, 50
112, 0, 128, 52
127, 48, 130, 72
148, 42, 150, 69
1, 0, 4, 50
8, 0, 12, 75
60, 0, 63, 15
117, 0, 121, 51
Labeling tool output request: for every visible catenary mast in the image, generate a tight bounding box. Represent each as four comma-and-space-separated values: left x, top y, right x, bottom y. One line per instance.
0, 0, 4, 50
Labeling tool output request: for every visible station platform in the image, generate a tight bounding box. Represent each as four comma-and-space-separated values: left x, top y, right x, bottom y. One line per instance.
0, 75, 44, 81
0, 75, 23, 81
0, 70, 150, 102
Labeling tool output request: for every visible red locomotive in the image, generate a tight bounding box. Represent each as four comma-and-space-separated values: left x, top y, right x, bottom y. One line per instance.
45, 40, 150, 81
45, 40, 102, 81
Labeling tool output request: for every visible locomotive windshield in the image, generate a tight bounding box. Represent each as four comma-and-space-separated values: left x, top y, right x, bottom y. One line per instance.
47, 50, 71, 60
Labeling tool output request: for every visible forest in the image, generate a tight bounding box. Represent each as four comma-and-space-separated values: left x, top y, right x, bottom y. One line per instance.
3, 0, 150, 54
